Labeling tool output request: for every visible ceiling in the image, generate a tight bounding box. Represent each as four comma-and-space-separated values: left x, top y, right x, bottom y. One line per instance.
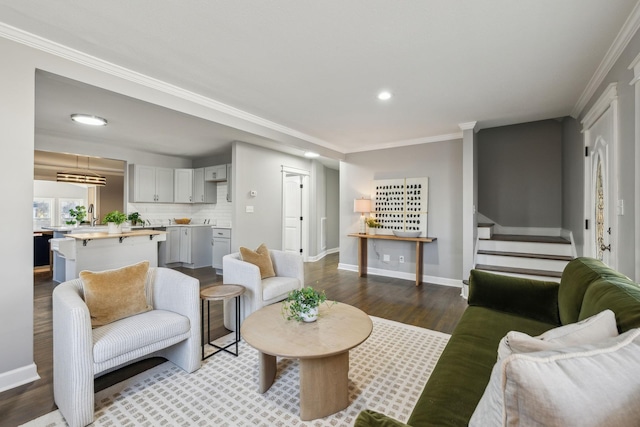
3, 1, 639, 160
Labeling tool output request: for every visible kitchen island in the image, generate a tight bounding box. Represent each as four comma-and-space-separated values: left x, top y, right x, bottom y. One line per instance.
50, 229, 166, 282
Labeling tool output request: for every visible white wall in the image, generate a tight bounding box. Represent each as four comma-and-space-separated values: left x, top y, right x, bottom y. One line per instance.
339, 139, 463, 285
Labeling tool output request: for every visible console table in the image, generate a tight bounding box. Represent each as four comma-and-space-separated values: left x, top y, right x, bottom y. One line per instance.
348, 233, 437, 286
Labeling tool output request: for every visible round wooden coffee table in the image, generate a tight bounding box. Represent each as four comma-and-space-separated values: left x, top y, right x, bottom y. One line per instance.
241, 301, 372, 421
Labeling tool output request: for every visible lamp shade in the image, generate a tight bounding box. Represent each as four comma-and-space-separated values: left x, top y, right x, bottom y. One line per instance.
354, 199, 371, 213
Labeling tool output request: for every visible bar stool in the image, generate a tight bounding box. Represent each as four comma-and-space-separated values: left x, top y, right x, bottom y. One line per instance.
200, 284, 245, 359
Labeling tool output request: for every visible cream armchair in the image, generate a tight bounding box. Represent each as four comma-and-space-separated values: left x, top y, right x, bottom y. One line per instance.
222, 249, 304, 330
52, 267, 201, 427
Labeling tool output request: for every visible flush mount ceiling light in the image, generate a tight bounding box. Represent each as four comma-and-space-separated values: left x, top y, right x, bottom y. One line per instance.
57, 156, 107, 187
70, 113, 108, 126
377, 91, 392, 101
304, 151, 320, 158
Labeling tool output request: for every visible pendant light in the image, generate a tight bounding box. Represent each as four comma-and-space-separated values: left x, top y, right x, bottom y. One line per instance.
57, 156, 107, 187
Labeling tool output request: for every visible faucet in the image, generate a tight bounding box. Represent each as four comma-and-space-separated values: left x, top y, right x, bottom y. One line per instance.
88, 204, 98, 227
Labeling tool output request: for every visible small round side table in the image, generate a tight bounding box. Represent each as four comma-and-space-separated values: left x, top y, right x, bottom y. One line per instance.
200, 284, 245, 359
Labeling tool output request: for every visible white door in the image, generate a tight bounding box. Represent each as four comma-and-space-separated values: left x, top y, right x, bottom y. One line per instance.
584, 99, 617, 267
284, 174, 302, 255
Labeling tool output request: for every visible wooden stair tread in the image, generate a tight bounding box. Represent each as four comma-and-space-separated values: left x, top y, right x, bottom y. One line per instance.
475, 264, 563, 278
477, 250, 573, 261
489, 234, 570, 244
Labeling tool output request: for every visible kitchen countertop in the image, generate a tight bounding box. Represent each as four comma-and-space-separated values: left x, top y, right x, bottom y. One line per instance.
64, 229, 166, 240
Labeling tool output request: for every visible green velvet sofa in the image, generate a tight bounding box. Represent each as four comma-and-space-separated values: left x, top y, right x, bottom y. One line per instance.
355, 257, 640, 426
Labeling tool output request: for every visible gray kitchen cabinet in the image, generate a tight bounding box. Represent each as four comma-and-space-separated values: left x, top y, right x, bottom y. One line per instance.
166, 227, 181, 264
129, 164, 174, 203
204, 164, 227, 181
174, 168, 194, 203
179, 227, 191, 263
212, 227, 231, 271
160, 226, 212, 268
193, 168, 217, 203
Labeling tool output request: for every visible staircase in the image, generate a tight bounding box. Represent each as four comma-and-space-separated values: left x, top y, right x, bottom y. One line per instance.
475, 223, 573, 281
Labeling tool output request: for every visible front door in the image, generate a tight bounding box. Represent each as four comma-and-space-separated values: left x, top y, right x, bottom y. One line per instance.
584, 90, 617, 268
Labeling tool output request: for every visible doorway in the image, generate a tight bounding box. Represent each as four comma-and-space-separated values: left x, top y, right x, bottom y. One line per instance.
583, 83, 618, 268
281, 166, 309, 260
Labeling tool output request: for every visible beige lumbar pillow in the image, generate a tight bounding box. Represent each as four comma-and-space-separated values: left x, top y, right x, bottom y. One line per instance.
497, 309, 618, 360
239, 243, 276, 279
80, 261, 152, 328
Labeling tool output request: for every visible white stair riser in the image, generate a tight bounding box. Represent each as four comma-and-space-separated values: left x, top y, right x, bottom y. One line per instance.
478, 240, 572, 257
478, 227, 493, 239
476, 254, 569, 272
483, 269, 561, 283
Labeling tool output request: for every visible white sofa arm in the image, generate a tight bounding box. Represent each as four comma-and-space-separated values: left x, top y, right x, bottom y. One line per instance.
52, 279, 95, 427
271, 250, 304, 286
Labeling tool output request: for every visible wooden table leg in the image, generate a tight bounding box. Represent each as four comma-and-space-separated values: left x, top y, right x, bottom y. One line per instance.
358, 236, 368, 277
415, 241, 423, 286
299, 352, 349, 420
258, 351, 277, 393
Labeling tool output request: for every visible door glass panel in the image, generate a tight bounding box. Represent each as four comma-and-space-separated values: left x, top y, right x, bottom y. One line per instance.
595, 157, 605, 261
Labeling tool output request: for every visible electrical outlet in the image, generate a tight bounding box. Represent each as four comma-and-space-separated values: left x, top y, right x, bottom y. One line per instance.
399, 256, 405, 263
383, 254, 390, 262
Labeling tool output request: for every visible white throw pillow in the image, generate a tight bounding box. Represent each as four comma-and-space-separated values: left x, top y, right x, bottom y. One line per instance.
470, 328, 640, 427
497, 309, 618, 360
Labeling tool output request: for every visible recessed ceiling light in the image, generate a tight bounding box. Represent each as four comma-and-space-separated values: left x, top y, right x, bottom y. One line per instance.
304, 151, 320, 158
377, 91, 392, 101
71, 114, 108, 126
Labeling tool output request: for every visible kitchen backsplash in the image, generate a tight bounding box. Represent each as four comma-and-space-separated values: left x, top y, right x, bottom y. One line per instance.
127, 182, 232, 226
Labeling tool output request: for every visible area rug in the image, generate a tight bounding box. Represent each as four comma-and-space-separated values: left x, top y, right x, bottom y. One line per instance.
22, 316, 449, 427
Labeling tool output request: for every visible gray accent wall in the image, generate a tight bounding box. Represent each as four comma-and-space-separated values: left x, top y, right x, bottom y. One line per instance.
561, 117, 584, 256
478, 120, 563, 228
340, 139, 463, 281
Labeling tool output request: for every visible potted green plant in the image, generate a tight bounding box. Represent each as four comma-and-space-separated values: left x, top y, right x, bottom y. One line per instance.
66, 205, 87, 226
127, 212, 144, 226
282, 286, 331, 322
104, 210, 127, 234
365, 217, 381, 235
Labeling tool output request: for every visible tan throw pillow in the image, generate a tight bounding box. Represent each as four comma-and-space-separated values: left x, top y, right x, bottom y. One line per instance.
240, 243, 276, 279
80, 261, 152, 328
497, 309, 618, 360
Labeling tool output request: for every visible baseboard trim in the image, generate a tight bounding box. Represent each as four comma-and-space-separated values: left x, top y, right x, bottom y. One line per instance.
0, 363, 40, 393
307, 247, 339, 262
338, 263, 462, 288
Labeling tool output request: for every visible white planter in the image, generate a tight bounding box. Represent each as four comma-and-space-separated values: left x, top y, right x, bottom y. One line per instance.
107, 222, 122, 234
301, 306, 319, 322
367, 227, 376, 235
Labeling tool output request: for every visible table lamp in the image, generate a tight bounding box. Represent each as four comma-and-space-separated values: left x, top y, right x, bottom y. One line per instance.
353, 198, 371, 234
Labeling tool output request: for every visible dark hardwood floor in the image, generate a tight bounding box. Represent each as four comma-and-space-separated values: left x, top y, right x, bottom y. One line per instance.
0, 253, 467, 427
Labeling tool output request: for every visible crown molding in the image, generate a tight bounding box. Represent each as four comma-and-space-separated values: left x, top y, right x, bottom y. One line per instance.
581, 82, 618, 130
345, 131, 463, 154
458, 121, 478, 131
0, 22, 343, 154
571, 0, 640, 118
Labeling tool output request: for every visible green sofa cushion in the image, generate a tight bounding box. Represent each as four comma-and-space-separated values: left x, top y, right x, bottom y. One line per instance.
354, 410, 410, 427
558, 257, 629, 325
579, 277, 640, 333
406, 306, 557, 427
468, 269, 560, 325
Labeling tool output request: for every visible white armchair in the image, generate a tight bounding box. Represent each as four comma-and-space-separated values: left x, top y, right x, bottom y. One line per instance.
52, 267, 201, 427
222, 249, 304, 330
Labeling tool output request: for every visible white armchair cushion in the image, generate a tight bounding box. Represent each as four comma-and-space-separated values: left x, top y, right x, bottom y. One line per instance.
93, 310, 190, 364
262, 276, 302, 301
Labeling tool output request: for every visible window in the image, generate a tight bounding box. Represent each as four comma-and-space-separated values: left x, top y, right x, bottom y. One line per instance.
33, 198, 54, 230
59, 198, 85, 225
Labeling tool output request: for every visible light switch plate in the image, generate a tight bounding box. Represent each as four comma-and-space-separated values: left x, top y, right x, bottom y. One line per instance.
246, 206, 254, 213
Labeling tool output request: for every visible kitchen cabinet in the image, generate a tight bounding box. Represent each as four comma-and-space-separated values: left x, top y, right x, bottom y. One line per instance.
160, 226, 212, 268
212, 227, 231, 271
174, 168, 194, 203
129, 164, 174, 203
193, 168, 218, 203
204, 164, 227, 181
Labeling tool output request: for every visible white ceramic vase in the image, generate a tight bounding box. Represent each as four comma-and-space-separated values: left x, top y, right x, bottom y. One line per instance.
367, 227, 376, 235
107, 222, 122, 234
300, 305, 319, 322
